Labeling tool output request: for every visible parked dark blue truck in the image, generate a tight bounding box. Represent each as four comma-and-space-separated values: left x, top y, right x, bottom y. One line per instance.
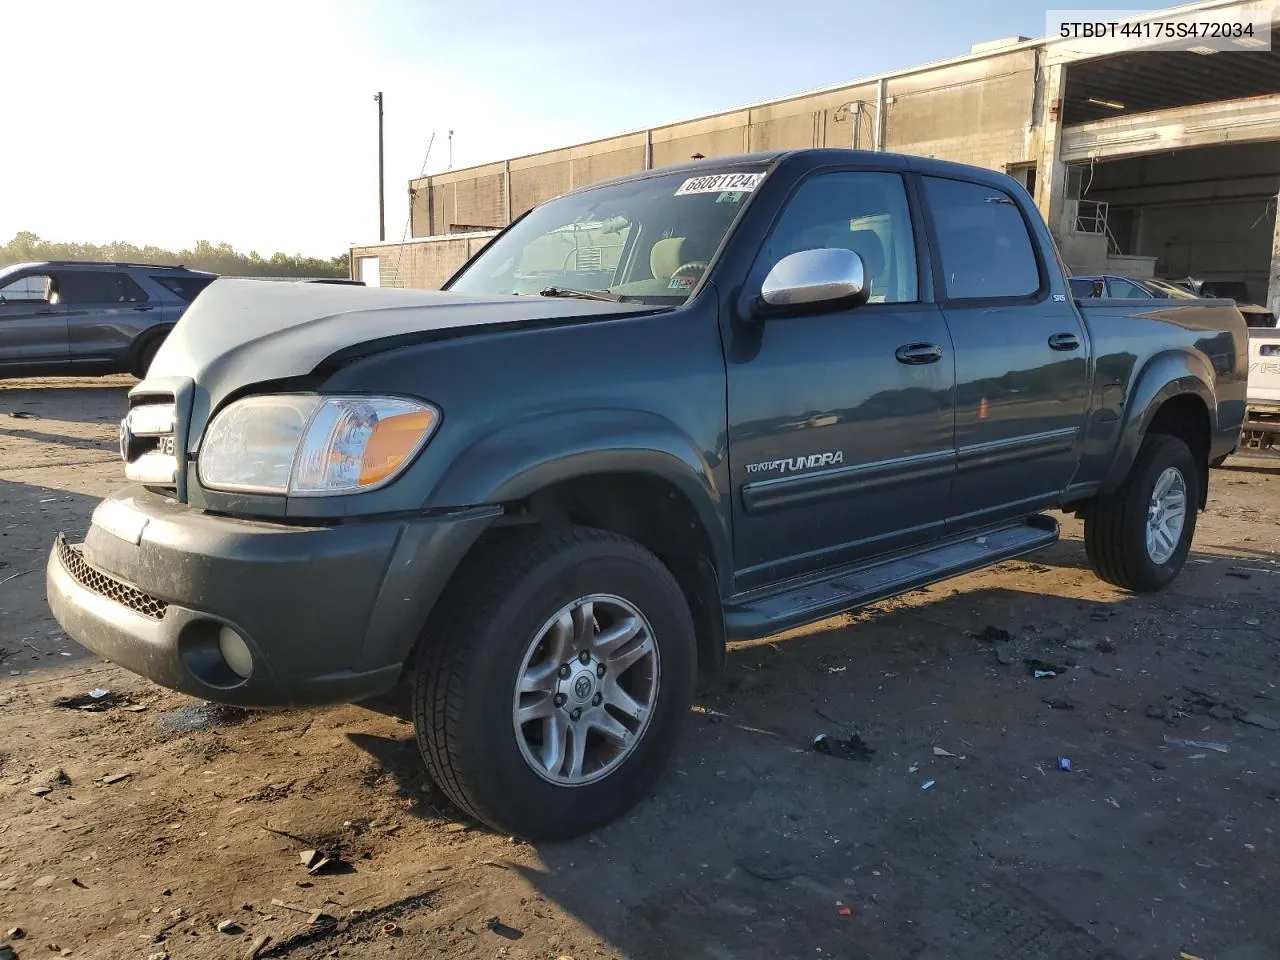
47, 150, 1248, 839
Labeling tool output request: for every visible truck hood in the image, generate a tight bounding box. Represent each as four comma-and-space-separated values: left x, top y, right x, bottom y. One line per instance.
147, 278, 657, 438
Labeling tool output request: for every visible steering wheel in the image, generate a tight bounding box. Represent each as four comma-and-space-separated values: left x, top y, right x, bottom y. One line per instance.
668, 261, 709, 290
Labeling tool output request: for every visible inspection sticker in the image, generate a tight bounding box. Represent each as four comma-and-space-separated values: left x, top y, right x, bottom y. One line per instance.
674, 172, 764, 196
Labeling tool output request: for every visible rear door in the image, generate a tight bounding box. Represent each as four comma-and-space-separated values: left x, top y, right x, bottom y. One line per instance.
920, 174, 1089, 532
59, 270, 154, 366
0, 270, 68, 368
725, 166, 956, 588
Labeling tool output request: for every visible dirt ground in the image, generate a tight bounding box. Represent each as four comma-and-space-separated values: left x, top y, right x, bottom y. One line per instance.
2, 377, 1279, 960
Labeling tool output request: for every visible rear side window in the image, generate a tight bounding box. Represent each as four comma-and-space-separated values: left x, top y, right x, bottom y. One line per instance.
923, 177, 1040, 300
1069, 277, 1101, 299
1106, 278, 1152, 299
153, 275, 215, 302
57, 271, 149, 304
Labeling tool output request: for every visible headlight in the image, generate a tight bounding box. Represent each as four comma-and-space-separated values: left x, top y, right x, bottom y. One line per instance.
198, 394, 440, 495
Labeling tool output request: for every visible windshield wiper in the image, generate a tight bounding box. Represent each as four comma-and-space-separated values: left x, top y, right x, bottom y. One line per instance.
538, 286, 622, 302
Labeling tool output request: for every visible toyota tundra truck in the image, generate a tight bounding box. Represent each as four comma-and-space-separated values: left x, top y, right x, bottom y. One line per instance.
46, 149, 1249, 839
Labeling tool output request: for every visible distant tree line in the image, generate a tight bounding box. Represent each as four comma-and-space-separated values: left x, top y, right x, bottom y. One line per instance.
1, 232, 348, 278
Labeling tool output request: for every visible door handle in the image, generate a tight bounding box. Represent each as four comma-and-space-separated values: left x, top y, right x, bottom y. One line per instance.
132, 306, 154, 312
1048, 332, 1081, 351
895, 342, 944, 365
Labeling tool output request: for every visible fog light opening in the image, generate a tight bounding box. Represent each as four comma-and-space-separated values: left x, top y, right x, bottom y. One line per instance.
218, 626, 254, 679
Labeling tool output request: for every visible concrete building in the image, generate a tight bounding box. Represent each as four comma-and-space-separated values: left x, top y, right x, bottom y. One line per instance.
351, 0, 1280, 318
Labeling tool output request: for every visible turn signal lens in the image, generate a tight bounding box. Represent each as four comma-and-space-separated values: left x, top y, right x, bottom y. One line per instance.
360, 409, 438, 486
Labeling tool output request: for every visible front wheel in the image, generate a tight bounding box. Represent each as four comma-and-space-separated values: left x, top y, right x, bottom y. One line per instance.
1084, 433, 1199, 592
412, 526, 697, 840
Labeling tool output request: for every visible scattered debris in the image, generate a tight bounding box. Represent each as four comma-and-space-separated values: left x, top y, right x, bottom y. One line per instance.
1106, 797, 1120, 809
1226, 570, 1251, 580
7, 927, 24, 940
1042, 697, 1075, 711
52, 689, 131, 712
147, 953, 169, 960
932, 746, 964, 759
216, 920, 242, 934
1164, 734, 1230, 753
479, 859, 509, 870
1057, 757, 1073, 772
1094, 638, 1116, 654
443, 822, 470, 834
270, 899, 312, 915
381, 922, 402, 937
812, 733, 874, 762
1063, 638, 1094, 652
736, 853, 800, 881
32, 874, 57, 889
100, 773, 132, 785
306, 910, 332, 925
7, 411, 36, 419
836, 905, 853, 917
921, 779, 936, 790
826, 666, 847, 674
1244, 618, 1261, 627
30, 768, 71, 793
1026, 659, 1066, 678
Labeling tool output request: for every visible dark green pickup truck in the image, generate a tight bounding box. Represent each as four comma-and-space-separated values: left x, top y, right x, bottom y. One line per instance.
47, 149, 1248, 839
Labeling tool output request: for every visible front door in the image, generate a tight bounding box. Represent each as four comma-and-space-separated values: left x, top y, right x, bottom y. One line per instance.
725, 169, 956, 590
918, 174, 1089, 532
0, 270, 68, 369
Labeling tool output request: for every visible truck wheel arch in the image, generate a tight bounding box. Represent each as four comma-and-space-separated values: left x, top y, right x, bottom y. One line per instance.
427, 412, 733, 679
1103, 350, 1215, 506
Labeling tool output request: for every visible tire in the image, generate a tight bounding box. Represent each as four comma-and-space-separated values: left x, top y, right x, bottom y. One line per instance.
131, 333, 166, 379
412, 525, 697, 840
1209, 454, 1228, 468
1084, 433, 1199, 592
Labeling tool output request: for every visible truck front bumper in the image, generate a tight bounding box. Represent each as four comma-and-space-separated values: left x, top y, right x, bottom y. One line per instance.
47, 487, 498, 708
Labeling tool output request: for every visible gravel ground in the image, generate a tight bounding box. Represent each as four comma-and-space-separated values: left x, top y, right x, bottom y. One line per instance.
2, 377, 1279, 960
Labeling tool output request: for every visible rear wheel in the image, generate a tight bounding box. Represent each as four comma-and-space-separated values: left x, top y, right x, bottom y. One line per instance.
1084, 433, 1199, 592
412, 526, 697, 840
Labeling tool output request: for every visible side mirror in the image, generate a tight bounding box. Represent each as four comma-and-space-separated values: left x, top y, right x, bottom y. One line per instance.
758, 248, 868, 314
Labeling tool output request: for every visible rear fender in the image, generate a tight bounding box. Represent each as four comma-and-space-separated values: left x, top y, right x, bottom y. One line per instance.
1101, 349, 1215, 493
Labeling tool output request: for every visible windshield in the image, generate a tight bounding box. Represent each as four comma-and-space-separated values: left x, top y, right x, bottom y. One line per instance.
447, 167, 768, 304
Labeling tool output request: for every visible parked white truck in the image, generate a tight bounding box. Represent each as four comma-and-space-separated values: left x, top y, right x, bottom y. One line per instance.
1242, 328, 1280, 454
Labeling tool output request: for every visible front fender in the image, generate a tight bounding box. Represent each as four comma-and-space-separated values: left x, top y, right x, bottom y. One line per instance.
429, 408, 732, 585
1101, 349, 1216, 492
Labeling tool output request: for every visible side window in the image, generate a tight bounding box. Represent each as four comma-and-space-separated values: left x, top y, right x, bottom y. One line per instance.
1105, 278, 1151, 299
1068, 277, 1101, 299
759, 171, 918, 304
0, 274, 53, 303
152, 275, 215, 302
922, 177, 1041, 300
57, 271, 149, 304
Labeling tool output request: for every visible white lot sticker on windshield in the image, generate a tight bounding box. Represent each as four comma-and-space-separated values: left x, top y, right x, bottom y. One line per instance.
674, 172, 763, 196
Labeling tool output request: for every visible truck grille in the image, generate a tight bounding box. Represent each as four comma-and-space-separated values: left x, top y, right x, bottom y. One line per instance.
56, 536, 169, 620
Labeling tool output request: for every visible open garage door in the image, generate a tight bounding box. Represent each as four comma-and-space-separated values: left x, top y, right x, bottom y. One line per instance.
1077, 143, 1278, 305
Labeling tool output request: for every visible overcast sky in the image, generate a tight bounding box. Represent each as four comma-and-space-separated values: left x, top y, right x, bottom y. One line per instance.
1, 0, 1068, 257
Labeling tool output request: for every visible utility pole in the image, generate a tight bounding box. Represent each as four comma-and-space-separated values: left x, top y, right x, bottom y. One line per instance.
374, 92, 385, 241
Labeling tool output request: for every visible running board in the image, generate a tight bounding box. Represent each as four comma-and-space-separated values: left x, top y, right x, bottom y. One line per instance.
724, 514, 1059, 641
